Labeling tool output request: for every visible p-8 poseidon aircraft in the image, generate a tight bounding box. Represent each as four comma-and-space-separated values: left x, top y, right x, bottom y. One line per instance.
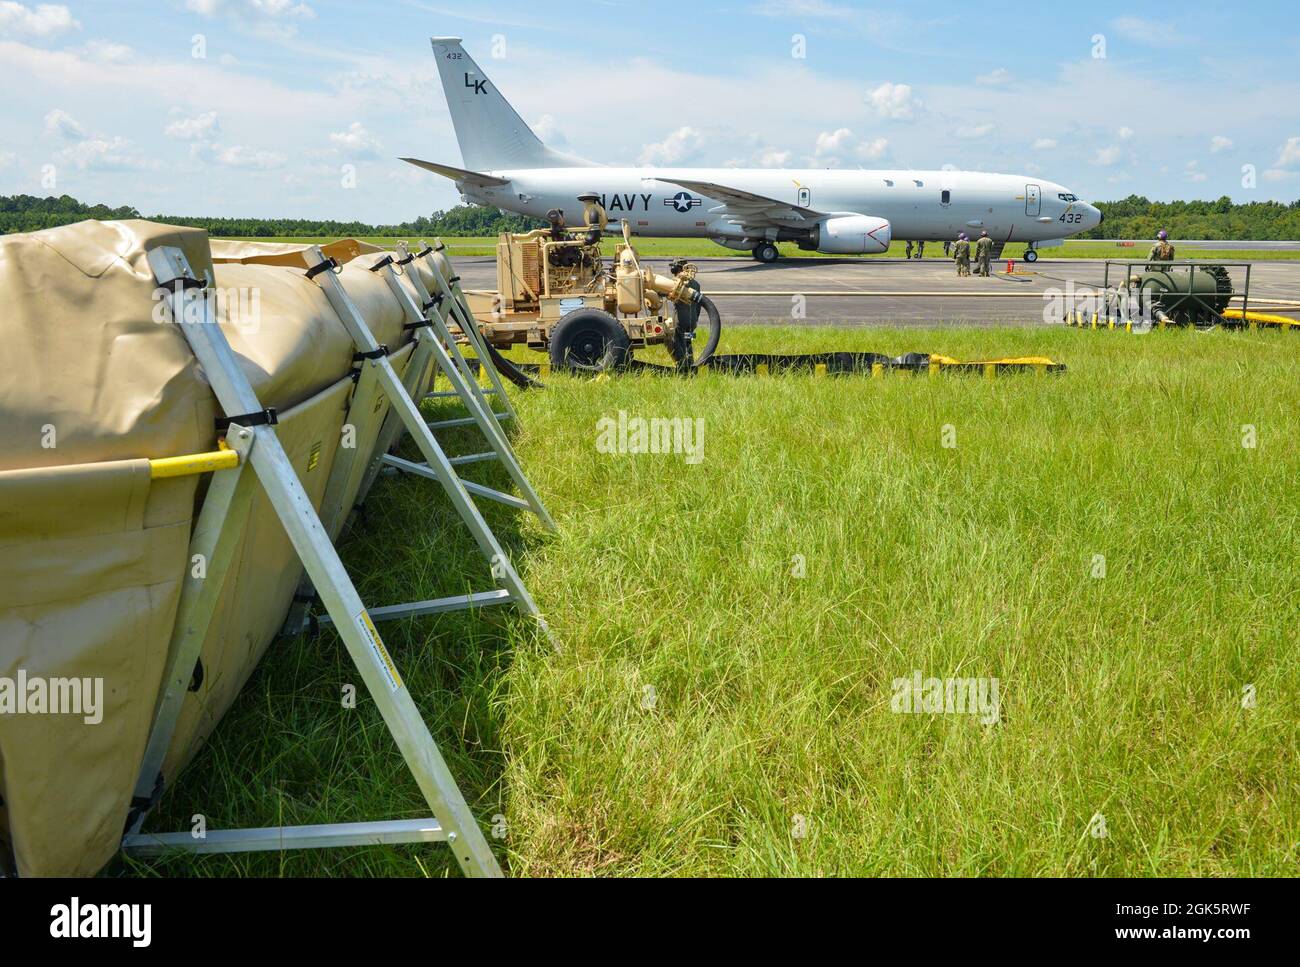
404, 37, 1103, 263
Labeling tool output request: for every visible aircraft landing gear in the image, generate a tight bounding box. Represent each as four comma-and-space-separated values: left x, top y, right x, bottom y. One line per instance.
1024, 248, 1039, 263
752, 241, 779, 264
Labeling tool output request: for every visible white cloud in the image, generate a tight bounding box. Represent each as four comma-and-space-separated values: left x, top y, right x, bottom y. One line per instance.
43, 107, 84, 139
1111, 16, 1184, 47
193, 141, 287, 169
1093, 145, 1122, 166
639, 126, 702, 166
754, 0, 853, 17
753, 147, 792, 167
531, 114, 568, 148
1274, 137, 1300, 168
955, 123, 994, 139
216, 144, 287, 169
56, 135, 156, 171
976, 68, 1011, 86
1185, 160, 1207, 183
1210, 135, 1233, 154
814, 127, 854, 157
76, 39, 132, 62
0, 2, 78, 36
864, 81, 916, 120
855, 137, 889, 161
187, 0, 314, 18
1118, 126, 1134, 140
1032, 138, 1058, 150
328, 120, 381, 157
809, 128, 888, 166
165, 111, 221, 140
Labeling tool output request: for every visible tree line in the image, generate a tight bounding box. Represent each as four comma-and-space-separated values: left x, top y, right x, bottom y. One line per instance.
1078, 195, 1300, 241
3, 192, 1300, 240
0, 194, 543, 237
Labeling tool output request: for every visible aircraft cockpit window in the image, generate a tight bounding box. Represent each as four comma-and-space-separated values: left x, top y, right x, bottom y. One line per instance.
1058, 193, 1078, 202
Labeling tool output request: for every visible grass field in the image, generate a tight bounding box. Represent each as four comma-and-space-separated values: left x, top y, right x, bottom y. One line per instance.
126, 324, 1299, 877
216, 235, 1300, 262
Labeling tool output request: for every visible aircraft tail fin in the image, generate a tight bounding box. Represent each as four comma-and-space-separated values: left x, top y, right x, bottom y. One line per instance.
429, 36, 596, 171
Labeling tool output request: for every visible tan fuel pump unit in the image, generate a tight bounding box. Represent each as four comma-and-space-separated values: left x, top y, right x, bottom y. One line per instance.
461, 194, 722, 372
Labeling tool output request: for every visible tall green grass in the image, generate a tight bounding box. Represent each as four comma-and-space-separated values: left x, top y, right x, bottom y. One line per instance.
127, 325, 1299, 877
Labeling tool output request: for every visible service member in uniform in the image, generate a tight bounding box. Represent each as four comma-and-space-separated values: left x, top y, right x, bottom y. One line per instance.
953, 233, 971, 276
1148, 230, 1175, 266
974, 230, 994, 277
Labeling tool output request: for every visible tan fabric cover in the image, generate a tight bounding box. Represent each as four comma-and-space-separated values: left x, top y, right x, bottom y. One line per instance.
209, 237, 387, 268
0, 220, 432, 876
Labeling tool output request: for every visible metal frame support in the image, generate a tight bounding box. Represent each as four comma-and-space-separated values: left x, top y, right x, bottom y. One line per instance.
128, 425, 257, 835
123, 247, 503, 877
370, 252, 555, 531
408, 240, 520, 425
302, 247, 552, 637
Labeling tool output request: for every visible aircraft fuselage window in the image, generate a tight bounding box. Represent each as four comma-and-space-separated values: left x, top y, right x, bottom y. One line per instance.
941, 190, 951, 205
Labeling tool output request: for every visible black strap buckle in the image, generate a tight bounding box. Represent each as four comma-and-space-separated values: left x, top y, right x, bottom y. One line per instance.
423, 294, 443, 313
352, 346, 389, 361
166, 275, 208, 291
403, 320, 433, 332
395, 253, 415, 266
368, 254, 394, 272
216, 408, 278, 431
305, 257, 340, 280
415, 246, 433, 258
124, 772, 165, 833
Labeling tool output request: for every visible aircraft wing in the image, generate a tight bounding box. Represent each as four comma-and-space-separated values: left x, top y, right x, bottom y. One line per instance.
654, 176, 822, 229
400, 157, 511, 188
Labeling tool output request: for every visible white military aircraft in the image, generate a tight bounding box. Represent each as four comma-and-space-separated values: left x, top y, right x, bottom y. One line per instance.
404, 37, 1103, 263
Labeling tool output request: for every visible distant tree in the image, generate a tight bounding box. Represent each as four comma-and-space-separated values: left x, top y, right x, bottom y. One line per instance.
5, 193, 1298, 241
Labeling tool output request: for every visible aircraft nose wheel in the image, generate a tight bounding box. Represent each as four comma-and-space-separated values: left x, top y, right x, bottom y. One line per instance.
752, 242, 779, 264
1024, 249, 1039, 263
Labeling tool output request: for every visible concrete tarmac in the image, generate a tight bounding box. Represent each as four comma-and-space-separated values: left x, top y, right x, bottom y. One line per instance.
452, 256, 1300, 327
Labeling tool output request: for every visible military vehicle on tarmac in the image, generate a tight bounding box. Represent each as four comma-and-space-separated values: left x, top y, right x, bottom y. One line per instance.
462, 194, 721, 373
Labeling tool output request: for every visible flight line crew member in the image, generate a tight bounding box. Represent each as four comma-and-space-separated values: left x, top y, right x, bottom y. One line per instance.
1148, 230, 1175, 264
953, 233, 971, 276
915, 241, 926, 259
974, 230, 994, 276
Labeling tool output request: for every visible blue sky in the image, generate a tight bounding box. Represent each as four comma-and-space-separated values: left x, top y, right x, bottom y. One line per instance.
2, 0, 1298, 221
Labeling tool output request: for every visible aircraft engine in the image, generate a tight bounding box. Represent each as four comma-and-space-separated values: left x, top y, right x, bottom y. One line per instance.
813, 215, 892, 255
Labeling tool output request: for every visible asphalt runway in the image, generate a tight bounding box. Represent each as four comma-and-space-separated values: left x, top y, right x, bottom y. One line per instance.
453, 256, 1300, 327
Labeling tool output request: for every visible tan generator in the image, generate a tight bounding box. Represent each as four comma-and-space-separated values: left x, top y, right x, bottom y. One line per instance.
462, 195, 721, 372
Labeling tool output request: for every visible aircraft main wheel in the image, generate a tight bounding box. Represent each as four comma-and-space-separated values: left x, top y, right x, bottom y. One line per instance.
752, 242, 779, 264
1024, 249, 1039, 263
548, 308, 631, 373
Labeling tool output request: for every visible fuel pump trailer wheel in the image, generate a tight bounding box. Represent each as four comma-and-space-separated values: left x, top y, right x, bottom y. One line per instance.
548, 308, 632, 373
